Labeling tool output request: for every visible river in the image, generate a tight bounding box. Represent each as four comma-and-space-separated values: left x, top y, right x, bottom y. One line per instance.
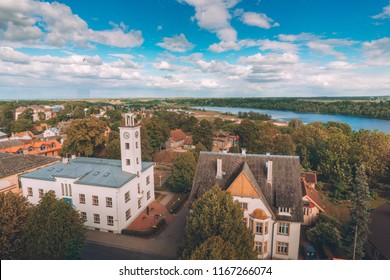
193, 106, 390, 133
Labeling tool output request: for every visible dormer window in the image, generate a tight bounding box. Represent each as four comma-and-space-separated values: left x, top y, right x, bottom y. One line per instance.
278, 207, 291, 215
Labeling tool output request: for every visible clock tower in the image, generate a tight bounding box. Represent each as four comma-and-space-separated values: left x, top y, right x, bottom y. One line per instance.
119, 112, 142, 174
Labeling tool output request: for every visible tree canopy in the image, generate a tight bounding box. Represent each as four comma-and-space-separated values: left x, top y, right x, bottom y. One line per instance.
25, 191, 85, 259
61, 118, 107, 157
166, 151, 197, 192
182, 186, 256, 260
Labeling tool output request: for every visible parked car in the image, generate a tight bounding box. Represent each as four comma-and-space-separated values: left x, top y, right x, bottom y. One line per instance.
305, 243, 319, 260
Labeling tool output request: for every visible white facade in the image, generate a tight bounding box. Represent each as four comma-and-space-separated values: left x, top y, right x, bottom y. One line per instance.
20, 112, 155, 233
235, 195, 301, 260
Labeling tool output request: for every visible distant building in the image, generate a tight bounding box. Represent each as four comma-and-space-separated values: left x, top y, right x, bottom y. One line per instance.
0, 138, 62, 157
19, 113, 155, 233
43, 127, 60, 139
0, 153, 58, 194
301, 172, 325, 226
0, 131, 7, 139
190, 151, 303, 260
15, 106, 53, 122
212, 131, 239, 152
166, 129, 187, 149
366, 203, 390, 260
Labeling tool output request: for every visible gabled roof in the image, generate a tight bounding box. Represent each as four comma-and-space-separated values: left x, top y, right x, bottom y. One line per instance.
190, 152, 303, 223
0, 140, 24, 149
170, 129, 187, 142
0, 152, 58, 178
302, 183, 325, 211
368, 203, 390, 259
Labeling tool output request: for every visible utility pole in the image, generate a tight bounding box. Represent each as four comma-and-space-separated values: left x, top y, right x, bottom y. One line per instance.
353, 225, 358, 260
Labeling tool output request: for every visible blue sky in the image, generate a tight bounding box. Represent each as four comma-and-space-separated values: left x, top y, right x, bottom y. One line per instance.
0, 0, 389, 99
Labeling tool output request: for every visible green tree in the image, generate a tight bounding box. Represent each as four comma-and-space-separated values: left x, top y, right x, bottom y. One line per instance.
307, 213, 342, 250
236, 119, 257, 152
37, 111, 46, 121
61, 118, 107, 157
182, 186, 256, 260
141, 125, 153, 161
273, 134, 295, 155
166, 151, 197, 192
18, 108, 34, 121
190, 236, 237, 260
25, 192, 85, 259
192, 119, 213, 150
0, 103, 14, 132
345, 165, 371, 260
0, 192, 31, 259
72, 107, 85, 119
145, 117, 170, 152
11, 118, 34, 133
288, 118, 303, 128
104, 139, 121, 159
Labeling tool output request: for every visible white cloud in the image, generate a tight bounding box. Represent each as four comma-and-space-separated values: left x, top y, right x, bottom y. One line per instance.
235, 9, 279, 29
362, 37, 390, 65
278, 33, 319, 42
179, 0, 239, 52
0, 46, 30, 64
239, 52, 300, 65
157, 34, 195, 52
372, 1, 390, 19
196, 59, 251, 76
153, 61, 176, 71
307, 41, 347, 60
0, 0, 144, 48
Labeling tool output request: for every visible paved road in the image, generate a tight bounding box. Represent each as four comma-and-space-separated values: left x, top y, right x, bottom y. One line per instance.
82, 203, 189, 260
82, 242, 173, 260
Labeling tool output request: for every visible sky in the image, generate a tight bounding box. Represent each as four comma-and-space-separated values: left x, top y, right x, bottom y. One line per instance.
0, 0, 390, 99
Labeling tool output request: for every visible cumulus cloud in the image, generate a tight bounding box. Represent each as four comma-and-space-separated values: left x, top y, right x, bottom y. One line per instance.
179, 0, 239, 52
372, 1, 390, 19
0, 0, 144, 48
239, 52, 300, 65
157, 34, 195, 52
278, 32, 319, 42
235, 9, 279, 29
307, 41, 346, 60
362, 37, 390, 65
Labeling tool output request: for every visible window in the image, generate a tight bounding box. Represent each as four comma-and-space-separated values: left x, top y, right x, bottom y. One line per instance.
106, 197, 112, 208
38, 189, 44, 198
69, 184, 72, 196
278, 222, 289, 235
138, 198, 141, 209
278, 207, 291, 215
277, 242, 289, 255
61, 183, 64, 196
27, 187, 33, 196
40, 145, 45, 151
240, 202, 248, 211
264, 221, 269, 235
93, 214, 100, 224
126, 159, 130, 166
255, 222, 263, 235
81, 212, 87, 222
126, 209, 131, 220
137, 183, 141, 194
136, 157, 139, 164
136, 142, 138, 149
147, 191, 151, 200
255, 241, 268, 255
125, 143, 130, 150
79, 194, 85, 204
107, 215, 114, 226
125, 191, 130, 203
92, 195, 99, 206
304, 208, 311, 215
146, 176, 150, 185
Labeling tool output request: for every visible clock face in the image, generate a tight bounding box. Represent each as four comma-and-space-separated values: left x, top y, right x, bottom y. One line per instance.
123, 132, 130, 139
135, 131, 139, 138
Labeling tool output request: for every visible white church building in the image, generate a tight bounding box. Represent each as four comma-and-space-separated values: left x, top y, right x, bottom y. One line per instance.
20, 113, 155, 233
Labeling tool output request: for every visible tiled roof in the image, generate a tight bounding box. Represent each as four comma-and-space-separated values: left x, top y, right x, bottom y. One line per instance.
170, 129, 187, 142
369, 203, 390, 259
0, 152, 58, 178
0, 139, 62, 155
0, 140, 24, 149
301, 172, 317, 184
301, 183, 325, 211
190, 152, 303, 223
20, 157, 154, 189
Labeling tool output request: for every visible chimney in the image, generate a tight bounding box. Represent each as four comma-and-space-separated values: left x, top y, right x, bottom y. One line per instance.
241, 148, 246, 155
62, 157, 69, 164
71, 155, 76, 159
216, 158, 223, 179
266, 160, 273, 183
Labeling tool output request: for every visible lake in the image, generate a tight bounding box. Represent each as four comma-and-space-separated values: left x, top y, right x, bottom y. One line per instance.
193, 106, 390, 133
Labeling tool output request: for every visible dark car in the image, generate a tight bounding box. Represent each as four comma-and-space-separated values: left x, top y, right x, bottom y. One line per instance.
305, 243, 319, 260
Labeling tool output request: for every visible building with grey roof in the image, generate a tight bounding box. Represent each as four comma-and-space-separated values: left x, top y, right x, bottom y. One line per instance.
0, 152, 58, 193
19, 113, 155, 233
190, 151, 303, 259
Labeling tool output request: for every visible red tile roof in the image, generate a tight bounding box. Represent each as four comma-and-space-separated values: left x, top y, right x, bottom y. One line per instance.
170, 129, 187, 142
301, 182, 325, 212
